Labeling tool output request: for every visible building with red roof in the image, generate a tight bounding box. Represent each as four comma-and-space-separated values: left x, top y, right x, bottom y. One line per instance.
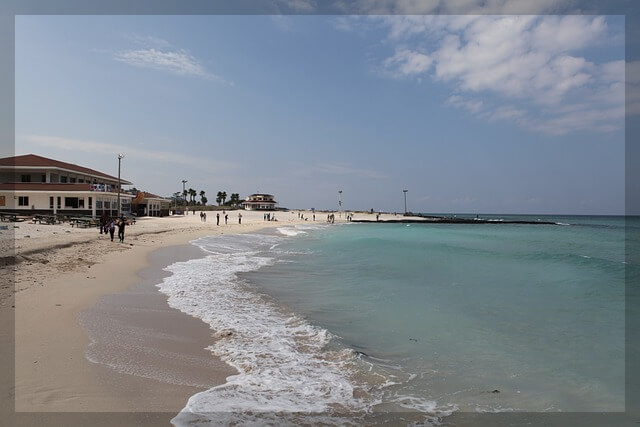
0, 154, 134, 218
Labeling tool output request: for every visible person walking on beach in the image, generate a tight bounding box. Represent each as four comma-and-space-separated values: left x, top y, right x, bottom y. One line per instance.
100, 212, 106, 234
108, 219, 116, 241
117, 217, 126, 243
216, 213, 220, 225
203, 212, 207, 222
224, 214, 228, 225
238, 212, 242, 224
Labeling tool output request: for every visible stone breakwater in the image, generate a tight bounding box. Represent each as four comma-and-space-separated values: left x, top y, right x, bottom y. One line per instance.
352, 216, 558, 225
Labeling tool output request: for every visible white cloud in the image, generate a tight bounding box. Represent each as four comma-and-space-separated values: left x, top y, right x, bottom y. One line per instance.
21, 135, 236, 171
275, 0, 316, 12
115, 48, 231, 84
334, 0, 568, 15
446, 95, 484, 114
384, 49, 433, 77
627, 60, 640, 116
369, 15, 624, 134
126, 34, 172, 49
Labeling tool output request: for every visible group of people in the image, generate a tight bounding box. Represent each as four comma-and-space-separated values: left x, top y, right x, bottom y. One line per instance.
199, 211, 207, 222
215, 212, 227, 225
263, 213, 277, 221
99, 214, 127, 243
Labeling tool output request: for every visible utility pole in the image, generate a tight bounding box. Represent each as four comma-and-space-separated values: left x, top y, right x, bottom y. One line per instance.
403, 189, 408, 215
182, 180, 188, 215
117, 154, 124, 217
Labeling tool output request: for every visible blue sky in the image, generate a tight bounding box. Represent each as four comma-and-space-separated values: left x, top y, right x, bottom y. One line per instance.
13, 14, 628, 214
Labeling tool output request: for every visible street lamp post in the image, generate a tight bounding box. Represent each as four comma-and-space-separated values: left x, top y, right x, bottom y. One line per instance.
182, 180, 188, 215
117, 154, 124, 217
338, 190, 342, 218
403, 189, 408, 215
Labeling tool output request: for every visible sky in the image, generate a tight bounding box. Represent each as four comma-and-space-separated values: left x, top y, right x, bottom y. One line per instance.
13, 13, 630, 215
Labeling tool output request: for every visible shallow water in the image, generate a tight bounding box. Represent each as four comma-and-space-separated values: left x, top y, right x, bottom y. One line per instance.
156, 215, 633, 425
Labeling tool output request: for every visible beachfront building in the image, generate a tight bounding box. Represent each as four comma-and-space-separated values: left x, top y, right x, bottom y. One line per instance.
0, 154, 134, 218
242, 193, 277, 211
131, 191, 171, 217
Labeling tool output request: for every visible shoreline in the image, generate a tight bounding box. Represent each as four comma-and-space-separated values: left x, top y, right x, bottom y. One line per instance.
3, 210, 419, 423
6, 211, 320, 415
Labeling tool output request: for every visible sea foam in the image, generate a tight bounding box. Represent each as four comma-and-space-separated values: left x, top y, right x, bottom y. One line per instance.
157, 233, 371, 424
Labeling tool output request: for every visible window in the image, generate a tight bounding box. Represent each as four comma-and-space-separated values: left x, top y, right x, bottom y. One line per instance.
65, 197, 79, 208
78, 179, 84, 183
79, 198, 85, 209
60, 176, 67, 183
49, 197, 54, 209
41, 174, 46, 183
0, 196, 5, 207
18, 196, 29, 206
70, 177, 76, 183
104, 201, 111, 209
57, 197, 61, 209
50, 173, 59, 183
95, 200, 102, 209
21, 175, 31, 182
88, 197, 92, 209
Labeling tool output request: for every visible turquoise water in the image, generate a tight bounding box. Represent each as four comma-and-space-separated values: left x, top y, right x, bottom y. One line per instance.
241, 216, 629, 414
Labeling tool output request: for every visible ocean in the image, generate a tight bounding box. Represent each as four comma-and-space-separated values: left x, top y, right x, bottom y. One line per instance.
156, 215, 634, 425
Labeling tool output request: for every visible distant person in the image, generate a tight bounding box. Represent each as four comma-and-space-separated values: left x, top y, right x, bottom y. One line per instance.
376, 213, 380, 221
100, 212, 107, 234
108, 219, 115, 242
313, 214, 315, 221
224, 214, 228, 225
117, 218, 126, 243
203, 212, 207, 222
216, 213, 220, 225
200, 212, 204, 222
238, 212, 242, 224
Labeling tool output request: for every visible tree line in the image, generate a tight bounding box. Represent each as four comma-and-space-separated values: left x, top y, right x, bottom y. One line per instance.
170, 189, 242, 208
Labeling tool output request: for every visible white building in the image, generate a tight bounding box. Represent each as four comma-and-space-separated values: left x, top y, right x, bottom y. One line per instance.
131, 191, 171, 217
242, 194, 277, 211
0, 154, 134, 218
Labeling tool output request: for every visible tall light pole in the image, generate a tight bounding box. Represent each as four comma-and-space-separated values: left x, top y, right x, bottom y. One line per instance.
117, 154, 124, 217
338, 190, 342, 218
403, 189, 408, 215
182, 180, 188, 215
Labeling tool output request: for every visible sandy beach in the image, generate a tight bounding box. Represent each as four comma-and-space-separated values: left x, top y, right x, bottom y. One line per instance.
2, 209, 406, 425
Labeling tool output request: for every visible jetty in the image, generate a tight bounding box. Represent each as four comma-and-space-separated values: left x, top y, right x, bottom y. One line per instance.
351, 215, 558, 225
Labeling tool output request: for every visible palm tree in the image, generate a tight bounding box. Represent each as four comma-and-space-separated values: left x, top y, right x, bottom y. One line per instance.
188, 188, 197, 205
199, 190, 206, 206
182, 189, 188, 206
230, 193, 240, 207
221, 191, 227, 205
216, 191, 223, 206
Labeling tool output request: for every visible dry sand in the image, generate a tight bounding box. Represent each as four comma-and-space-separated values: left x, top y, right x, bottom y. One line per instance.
0, 208, 411, 425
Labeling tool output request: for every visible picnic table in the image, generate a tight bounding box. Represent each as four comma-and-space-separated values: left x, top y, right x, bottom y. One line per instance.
0, 212, 17, 222
32, 214, 58, 224
70, 217, 99, 228
0, 212, 30, 222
